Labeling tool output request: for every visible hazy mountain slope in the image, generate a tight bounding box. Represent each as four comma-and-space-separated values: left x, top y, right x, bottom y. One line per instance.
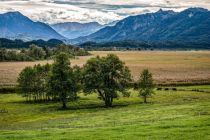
51, 22, 103, 39
0, 12, 65, 41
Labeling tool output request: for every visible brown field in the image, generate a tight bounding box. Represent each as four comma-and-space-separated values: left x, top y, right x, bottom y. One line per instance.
0, 51, 210, 86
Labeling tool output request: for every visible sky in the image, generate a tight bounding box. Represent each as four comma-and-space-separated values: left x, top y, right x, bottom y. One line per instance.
0, 0, 210, 24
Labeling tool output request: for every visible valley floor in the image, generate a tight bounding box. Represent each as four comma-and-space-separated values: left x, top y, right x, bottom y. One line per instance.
0, 85, 210, 140
1, 51, 210, 86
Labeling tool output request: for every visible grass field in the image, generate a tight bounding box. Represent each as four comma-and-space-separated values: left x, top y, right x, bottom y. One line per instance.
0, 51, 210, 86
0, 86, 210, 140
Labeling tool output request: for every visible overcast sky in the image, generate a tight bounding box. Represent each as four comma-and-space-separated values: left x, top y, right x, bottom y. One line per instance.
0, 0, 210, 24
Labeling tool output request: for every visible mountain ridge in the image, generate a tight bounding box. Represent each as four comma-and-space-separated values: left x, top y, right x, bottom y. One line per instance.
71, 8, 210, 44
0, 11, 65, 41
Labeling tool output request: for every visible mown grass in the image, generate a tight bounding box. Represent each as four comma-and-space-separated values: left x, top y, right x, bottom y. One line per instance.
0, 86, 210, 140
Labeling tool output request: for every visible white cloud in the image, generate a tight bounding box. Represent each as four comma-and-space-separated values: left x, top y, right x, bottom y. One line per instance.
0, 0, 209, 24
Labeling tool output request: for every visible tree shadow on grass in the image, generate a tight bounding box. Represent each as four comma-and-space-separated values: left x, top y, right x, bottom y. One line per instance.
56, 103, 129, 111
10, 98, 154, 112
11, 100, 59, 104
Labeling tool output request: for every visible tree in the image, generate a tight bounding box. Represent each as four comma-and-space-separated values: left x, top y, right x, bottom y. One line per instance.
32, 64, 51, 101
43, 46, 53, 59
83, 54, 131, 107
137, 69, 155, 103
48, 53, 79, 109
28, 44, 46, 60
17, 64, 51, 102
18, 66, 35, 101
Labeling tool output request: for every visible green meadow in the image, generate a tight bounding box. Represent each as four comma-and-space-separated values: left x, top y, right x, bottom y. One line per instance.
0, 86, 210, 140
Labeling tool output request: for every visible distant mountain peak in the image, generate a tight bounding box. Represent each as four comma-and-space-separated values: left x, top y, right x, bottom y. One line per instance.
157, 8, 164, 13
0, 11, 65, 41
1, 11, 25, 17
156, 9, 175, 15
3, 11, 22, 15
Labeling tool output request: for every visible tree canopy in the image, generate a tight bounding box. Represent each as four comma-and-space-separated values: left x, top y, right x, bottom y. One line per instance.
83, 54, 131, 107
137, 69, 155, 103
18, 64, 51, 101
48, 53, 81, 109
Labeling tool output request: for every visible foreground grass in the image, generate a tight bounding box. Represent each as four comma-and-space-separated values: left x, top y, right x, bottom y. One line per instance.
0, 86, 210, 140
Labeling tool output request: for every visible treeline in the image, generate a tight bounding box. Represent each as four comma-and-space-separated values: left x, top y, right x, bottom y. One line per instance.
18, 53, 155, 108
79, 40, 210, 50
0, 38, 63, 48
0, 44, 90, 61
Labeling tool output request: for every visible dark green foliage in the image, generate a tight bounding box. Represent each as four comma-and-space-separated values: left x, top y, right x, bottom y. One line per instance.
83, 54, 132, 107
43, 46, 53, 59
137, 69, 155, 103
0, 38, 63, 49
17, 53, 82, 108
48, 53, 80, 109
157, 87, 162, 90
0, 44, 90, 62
79, 41, 152, 51
79, 40, 210, 51
172, 88, 177, 91
165, 88, 169, 91
17, 64, 51, 101
0, 87, 16, 93
55, 44, 88, 58
28, 44, 46, 60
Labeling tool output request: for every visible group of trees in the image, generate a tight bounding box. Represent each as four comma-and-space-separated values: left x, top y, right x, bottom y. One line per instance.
0, 44, 89, 61
18, 53, 155, 109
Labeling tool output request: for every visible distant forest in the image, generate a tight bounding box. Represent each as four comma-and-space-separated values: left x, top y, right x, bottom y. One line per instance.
79, 40, 210, 50
0, 39, 90, 61
1, 38, 210, 51
0, 38, 64, 48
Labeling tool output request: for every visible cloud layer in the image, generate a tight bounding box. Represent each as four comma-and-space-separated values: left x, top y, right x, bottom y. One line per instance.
0, 0, 210, 24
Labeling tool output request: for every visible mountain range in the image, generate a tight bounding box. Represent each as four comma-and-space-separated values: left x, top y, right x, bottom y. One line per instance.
72, 8, 210, 44
51, 22, 104, 39
0, 8, 209, 48
0, 11, 117, 41
51, 21, 119, 39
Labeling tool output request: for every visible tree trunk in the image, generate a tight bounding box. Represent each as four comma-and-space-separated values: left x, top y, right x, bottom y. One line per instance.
144, 96, 147, 103
105, 97, 113, 107
62, 102, 67, 109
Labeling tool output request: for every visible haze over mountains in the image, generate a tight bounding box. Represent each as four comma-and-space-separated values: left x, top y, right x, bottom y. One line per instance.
0, 12, 65, 41
0, 8, 209, 49
72, 8, 210, 44
51, 22, 104, 39
51, 21, 118, 39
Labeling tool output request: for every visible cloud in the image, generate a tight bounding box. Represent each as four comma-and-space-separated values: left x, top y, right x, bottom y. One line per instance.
0, 0, 209, 24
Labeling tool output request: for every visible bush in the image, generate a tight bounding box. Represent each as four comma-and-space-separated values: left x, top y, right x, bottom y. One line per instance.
165, 88, 169, 91
172, 88, 177, 91
157, 87, 162, 90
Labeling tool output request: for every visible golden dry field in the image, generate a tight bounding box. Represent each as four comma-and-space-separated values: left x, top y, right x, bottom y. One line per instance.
0, 51, 210, 86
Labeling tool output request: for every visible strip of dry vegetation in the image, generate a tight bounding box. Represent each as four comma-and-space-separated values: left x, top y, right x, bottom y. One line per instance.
0, 51, 210, 86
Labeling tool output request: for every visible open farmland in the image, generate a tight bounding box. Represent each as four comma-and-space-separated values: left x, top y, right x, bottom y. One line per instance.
0, 51, 210, 86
